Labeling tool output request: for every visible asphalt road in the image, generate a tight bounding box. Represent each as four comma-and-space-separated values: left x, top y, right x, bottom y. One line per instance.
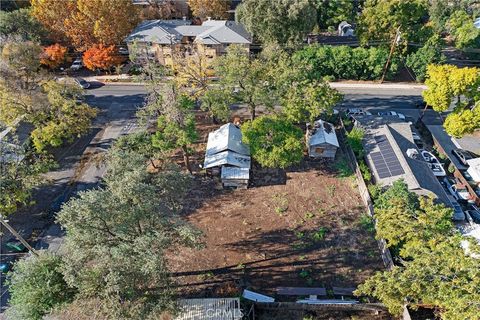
0, 83, 147, 312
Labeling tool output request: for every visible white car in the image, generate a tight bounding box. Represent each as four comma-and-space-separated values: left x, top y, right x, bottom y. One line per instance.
345, 108, 372, 117
70, 58, 83, 71
377, 111, 406, 120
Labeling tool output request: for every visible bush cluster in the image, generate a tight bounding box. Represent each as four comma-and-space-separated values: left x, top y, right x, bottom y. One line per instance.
293, 45, 399, 81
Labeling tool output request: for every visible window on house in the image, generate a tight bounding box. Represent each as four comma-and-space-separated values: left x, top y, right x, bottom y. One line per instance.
315, 147, 325, 154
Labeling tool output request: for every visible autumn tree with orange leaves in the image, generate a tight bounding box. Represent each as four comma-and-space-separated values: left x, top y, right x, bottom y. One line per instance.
40, 44, 68, 69
83, 45, 125, 71
187, 0, 230, 20
31, 0, 140, 51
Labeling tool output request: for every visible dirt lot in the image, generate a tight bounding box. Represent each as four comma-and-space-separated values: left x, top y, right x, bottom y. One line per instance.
167, 115, 384, 299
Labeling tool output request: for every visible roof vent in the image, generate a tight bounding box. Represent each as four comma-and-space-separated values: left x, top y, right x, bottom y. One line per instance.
406, 148, 419, 159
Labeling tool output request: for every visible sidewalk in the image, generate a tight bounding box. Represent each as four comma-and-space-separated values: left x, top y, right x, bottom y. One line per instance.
85, 74, 428, 90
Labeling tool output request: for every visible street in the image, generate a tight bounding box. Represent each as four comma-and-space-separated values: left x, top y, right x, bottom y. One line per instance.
0, 83, 147, 311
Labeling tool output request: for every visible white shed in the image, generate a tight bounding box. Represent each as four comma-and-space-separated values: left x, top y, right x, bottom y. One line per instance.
204, 123, 251, 188
306, 119, 339, 159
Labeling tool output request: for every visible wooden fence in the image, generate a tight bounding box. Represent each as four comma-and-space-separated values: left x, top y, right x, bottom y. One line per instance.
338, 120, 411, 320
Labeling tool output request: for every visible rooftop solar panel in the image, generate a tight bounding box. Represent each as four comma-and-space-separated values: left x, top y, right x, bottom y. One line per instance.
370, 135, 405, 179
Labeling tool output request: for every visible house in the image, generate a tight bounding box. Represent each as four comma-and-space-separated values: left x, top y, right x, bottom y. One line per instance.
125, 18, 251, 65
306, 119, 339, 159
354, 115, 451, 207
204, 123, 250, 188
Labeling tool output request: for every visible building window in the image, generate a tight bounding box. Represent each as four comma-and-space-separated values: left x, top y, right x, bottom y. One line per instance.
315, 147, 325, 154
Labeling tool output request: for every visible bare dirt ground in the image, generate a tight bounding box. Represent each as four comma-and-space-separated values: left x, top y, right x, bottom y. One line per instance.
167, 114, 384, 300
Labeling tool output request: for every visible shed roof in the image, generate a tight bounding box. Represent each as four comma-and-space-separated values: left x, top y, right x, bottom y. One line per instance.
205, 123, 250, 156
307, 119, 339, 148
204, 150, 251, 169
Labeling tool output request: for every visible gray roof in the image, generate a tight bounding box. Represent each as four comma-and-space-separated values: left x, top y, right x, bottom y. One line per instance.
203, 150, 251, 169
356, 116, 450, 205
426, 125, 469, 170
205, 123, 250, 156
126, 19, 251, 45
204, 123, 251, 169
307, 119, 339, 148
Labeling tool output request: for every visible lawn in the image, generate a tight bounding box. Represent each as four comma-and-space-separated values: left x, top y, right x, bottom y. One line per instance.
167, 117, 384, 299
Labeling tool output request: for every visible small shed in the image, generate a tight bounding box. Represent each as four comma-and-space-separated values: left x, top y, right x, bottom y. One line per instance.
204, 123, 251, 188
306, 119, 339, 159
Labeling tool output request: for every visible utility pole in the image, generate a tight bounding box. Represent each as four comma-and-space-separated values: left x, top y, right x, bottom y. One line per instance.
0, 215, 38, 257
380, 27, 401, 84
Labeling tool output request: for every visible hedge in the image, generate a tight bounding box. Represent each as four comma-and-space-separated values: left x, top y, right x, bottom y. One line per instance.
293, 45, 399, 81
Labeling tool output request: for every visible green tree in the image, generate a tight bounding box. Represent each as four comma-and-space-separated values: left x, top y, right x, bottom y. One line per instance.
356, 235, 480, 319
312, 0, 355, 30
346, 127, 365, 159
357, 180, 480, 319
56, 151, 201, 319
281, 80, 342, 124
215, 44, 276, 120
29, 81, 98, 152
447, 10, 480, 49
0, 8, 47, 42
406, 35, 446, 82
428, 0, 476, 34
236, 0, 317, 46
358, 0, 432, 47
242, 115, 304, 168
1, 41, 42, 90
150, 87, 198, 173
6, 253, 75, 320
422, 64, 480, 137
0, 150, 54, 217
200, 87, 233, 123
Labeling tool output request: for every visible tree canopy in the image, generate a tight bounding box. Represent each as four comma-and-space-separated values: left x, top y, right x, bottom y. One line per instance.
6, 253, 75, 320
242, 115, 304, 168
31, 0, 140, 51
187, 0, 230, 20
0, 8, 47, 42
236, 0, 317, 47
40, 44, 68, 69
82, 44, 124, 71
54, 145, 201, 318
422, 64, 480, 137
356, 180, 480, 319
357, 0, 431, 47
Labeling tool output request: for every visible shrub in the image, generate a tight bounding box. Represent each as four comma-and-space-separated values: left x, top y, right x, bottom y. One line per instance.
346, 127, 365, 158
406, 35, 446, 82
368, 183, 383, 201
293, 45, 399, 81
359, 160, 372, 182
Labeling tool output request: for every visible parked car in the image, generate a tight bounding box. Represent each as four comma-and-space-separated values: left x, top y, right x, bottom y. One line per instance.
70, 58, 83, 71
443, 177, 470, 201
74, 77, 90, 89
452, 149, 476, 166
466, 210, 480, 223
118, 47, 129, 55
0, 261, 11, 273
346, 108, 372, 118
447, 195, 465, 221
377, 110, 406, 120
5, 241, 27, 253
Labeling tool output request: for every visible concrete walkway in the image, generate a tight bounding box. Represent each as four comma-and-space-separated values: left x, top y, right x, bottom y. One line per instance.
85, 74, 428, 90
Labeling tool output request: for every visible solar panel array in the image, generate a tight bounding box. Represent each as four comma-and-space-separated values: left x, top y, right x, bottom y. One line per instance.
370, 135, 405, 179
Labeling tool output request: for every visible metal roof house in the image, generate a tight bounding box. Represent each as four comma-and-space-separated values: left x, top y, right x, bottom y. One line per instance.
204, 123, 251, 188
354, 115, 451, 207
306, 119, 339, 159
